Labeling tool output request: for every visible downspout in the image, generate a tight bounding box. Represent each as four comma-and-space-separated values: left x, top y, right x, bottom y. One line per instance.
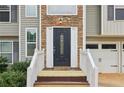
39, 5, 42, 51
19, 5, 21, 61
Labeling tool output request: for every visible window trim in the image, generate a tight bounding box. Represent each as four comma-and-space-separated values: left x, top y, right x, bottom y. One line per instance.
25, 5, 37, 17
0, 5, 11, 23
0, 40, 13, 64
25, 28, 37, 58
47, 5, 77, 15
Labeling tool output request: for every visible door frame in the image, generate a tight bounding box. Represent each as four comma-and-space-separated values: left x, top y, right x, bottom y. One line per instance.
46, 26, 78, 68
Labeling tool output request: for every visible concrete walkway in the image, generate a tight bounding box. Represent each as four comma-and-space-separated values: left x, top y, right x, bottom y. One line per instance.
99, 73, 124, 87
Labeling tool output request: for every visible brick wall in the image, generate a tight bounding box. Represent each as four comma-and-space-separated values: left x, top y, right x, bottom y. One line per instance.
41, 5, 83, 67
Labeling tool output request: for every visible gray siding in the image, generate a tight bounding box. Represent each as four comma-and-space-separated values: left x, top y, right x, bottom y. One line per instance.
20, 5, 40, 61
0, 6, 19, 36
86, 5, 101, 36
102, 5, 124, 35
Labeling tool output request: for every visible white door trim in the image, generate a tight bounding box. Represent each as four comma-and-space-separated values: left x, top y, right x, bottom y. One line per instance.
46, 27, 78, 68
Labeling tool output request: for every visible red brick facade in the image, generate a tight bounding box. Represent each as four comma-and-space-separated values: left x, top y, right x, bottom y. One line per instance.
41, 5, 83, 67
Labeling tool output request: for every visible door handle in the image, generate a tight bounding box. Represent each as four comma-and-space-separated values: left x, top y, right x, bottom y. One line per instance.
110, 65, 118, 67
111, 50, 117, 52
53, 47, 56, 54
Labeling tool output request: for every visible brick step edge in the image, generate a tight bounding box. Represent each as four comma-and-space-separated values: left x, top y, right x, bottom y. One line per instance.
37, 76, 87, 82
34, 81, 89, 85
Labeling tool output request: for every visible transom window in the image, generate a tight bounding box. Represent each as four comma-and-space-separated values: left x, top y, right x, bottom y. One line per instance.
102, 44, 116, 49
0, 5, 11, 22
47, 5, 77, 15
0, 41, 13, 63
25, 5, 37, 17
26, 28, 37, 57
86, 44, 98, 49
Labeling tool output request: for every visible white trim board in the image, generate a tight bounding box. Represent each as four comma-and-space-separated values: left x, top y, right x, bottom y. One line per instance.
46, 27, 78, 68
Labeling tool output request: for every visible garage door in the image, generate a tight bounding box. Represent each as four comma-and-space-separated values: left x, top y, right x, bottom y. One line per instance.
86, 42, 119, 73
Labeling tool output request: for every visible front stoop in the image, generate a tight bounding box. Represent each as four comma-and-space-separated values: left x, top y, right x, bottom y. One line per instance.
34, 69, 89, 87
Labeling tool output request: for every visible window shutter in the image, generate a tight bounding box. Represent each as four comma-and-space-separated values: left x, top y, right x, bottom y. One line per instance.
13, 42, 19, 63
11, 5, 17, 22
107, 5, 114, 21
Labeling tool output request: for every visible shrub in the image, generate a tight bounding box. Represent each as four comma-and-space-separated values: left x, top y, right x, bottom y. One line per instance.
0, 56, 8, 73
0, 71, 26, 87
0, 56, 8, 64
0, 61, 30, 87
10, 61, 30, 73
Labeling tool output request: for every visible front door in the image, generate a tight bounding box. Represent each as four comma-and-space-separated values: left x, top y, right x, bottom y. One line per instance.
53, 28, 70, 66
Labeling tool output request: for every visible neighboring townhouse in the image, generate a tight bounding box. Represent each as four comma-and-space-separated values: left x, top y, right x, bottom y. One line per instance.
0, 5, 19, 64
0, 5, 40, 64
86, 5, 124, 73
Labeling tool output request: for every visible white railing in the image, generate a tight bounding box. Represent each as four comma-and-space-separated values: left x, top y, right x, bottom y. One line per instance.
80, 49, 98, 87
27, 48, 45, 87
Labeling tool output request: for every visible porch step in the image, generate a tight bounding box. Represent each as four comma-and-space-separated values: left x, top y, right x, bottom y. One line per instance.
34, 69, 89, 87
37, 76, 87, 82
34, 81, 89, 87
37, 70, 86, 77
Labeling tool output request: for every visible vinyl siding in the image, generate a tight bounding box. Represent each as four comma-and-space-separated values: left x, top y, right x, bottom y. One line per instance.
0, 6, 19, 36
102, 5, 124, 35
86, 5, 101, 36
20, 5, 40, 61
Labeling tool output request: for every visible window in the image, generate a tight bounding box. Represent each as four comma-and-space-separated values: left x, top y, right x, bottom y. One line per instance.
47, 5, 77, 15
0, 41, 13, 63
102, 44, 116, 49
86, 44, 98, 49
25, 5, 37, 17
108, 5, 124, 21
26, 28, 37, 57
0, 5, 11, 22
115, 9, 124, 20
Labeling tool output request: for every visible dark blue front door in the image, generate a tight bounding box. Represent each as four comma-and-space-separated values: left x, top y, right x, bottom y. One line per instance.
53, 28, 70, 66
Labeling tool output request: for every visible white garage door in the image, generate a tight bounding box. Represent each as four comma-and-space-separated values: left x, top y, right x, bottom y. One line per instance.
86, 42, 119, 73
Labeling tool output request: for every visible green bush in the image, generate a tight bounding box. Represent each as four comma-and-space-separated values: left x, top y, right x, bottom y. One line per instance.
0, 71, 26, 87
0, 56, 8, 73
0, 61, 31, 87
10, 61, 30, 73
0, 56, 8, 64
